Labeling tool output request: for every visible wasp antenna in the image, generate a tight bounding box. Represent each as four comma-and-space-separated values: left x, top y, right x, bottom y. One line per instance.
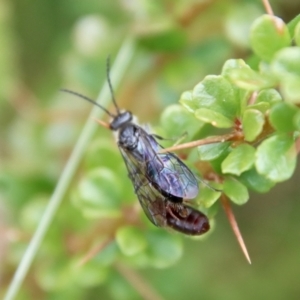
60, 88, 115, 118
106, 56, 121, 115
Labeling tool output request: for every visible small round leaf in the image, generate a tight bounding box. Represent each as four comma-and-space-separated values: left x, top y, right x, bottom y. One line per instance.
222, 144, 256, 175
256, 88, 282, 104
73, 168, 122, 219
271, 47, 300, 79
192, 75, 238, 120
160, 104, 203, 138
195, 108, 233, 128
250, 15, 291, 62
255, 134, 296, 182
198, 142, 230, 161
242, 109, 265, 142
146, 231, 183, 268
223, 177, 249, 205
198, 183, 222, 208
116, 226, 148, 256
269, 102, 298, 132
239, 168, 275, 193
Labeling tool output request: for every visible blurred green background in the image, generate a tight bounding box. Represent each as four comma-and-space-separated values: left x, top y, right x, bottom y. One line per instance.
1, 0, 300, 299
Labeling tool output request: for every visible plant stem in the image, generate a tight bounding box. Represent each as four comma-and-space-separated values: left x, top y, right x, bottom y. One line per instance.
160, 132, 237, 153
4, 36, 136, 300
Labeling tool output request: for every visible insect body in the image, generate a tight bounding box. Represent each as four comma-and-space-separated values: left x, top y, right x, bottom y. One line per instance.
62, 60, 209, 235
118, 122, 199, 201
165, 201, 209, 235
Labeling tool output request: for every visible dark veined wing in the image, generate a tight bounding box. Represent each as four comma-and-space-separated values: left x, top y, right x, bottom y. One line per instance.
119, 146, 167, 227
140, 130, 199, 200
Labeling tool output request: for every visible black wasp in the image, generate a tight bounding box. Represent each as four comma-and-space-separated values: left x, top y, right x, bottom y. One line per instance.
62, 59, 209, 236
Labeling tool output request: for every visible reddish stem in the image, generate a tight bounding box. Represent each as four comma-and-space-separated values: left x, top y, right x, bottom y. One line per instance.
262, 0, 284, 33
160, 132, 238, 153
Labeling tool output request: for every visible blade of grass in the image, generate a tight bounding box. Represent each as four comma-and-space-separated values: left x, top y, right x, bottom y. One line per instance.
4, 36, 135, 300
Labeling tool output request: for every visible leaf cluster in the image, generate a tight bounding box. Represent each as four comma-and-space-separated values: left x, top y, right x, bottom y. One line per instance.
163, 14, 300, 207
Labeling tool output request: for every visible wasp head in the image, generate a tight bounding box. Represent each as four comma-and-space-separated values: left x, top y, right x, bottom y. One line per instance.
110, 111, 132, 130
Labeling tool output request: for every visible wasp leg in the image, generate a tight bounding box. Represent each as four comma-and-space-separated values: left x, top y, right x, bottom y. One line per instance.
152, 131, 188, 146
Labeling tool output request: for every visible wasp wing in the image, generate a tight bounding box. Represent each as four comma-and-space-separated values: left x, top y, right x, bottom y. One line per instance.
139, 130, 199, 200
119, 146, 167, 227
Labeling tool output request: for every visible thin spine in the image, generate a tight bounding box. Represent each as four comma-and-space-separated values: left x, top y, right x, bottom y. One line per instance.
221, 195, 251, 264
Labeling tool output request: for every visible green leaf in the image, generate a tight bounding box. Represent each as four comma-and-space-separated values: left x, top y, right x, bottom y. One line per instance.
271, 47, 300, 103
221, 59, 251, 116
250, 15, 291, 62
239, 167, 275, 193
255, 134, 296, 182
287, 14, 300, 37
269, 102, 298, 132
179, 90, 197, 112
36, 261, 74, 291
221, 59, 249, 77
160, 104, 203, 138
279, 76, 300, 104
293, 110, 300, 130
248, 102, 270, 113
85, 138, 122, 170
20, 196, 48, 232
198, 142, 231, 161
116, 226, 148, 256
223, 177, 249, 205
256, 88, 282, 104
94, 243, 118, 267
271, 47, 300, 79
195, 108, 233, 128
146, 231, 183, 268
242, 109, 265, 142
227, 66, 275, 90
210, 149, 232, 174
198, 182, 222, 208
73, 262, 108, 288
295, 21, 300, 46
72, 168, 122, 219
192, 75, 238, 120
222, 144, 256, 175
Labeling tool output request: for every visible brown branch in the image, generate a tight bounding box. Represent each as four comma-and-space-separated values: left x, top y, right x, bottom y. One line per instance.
115, 262, 165, 300
295, 137, 300, 154
77, 237, 114, 266
248, 91, 258, 105
262, 0, 284, 33
221, 195, 251, 264
160, 132, 237, 153
262, 0, 274, 15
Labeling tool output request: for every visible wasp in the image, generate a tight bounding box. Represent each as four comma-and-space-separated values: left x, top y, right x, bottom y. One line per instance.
62, 59, 209, 235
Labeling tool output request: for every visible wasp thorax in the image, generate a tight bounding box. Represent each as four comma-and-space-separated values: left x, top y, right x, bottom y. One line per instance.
119, 124, 139, 150
110, 111, 132, 130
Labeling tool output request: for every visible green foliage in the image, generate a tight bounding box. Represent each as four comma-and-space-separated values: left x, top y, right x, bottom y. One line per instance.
198, 142, 230, 161
2, 1, 300, 300
221, 144, 256, 176
116, 226, 148, 256
250, 15, 291, 62
223, 177, 249, 205
175, 13, 300, 210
